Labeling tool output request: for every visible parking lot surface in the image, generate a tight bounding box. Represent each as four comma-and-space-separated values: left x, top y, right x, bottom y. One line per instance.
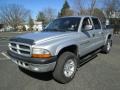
0, 32, 120, 90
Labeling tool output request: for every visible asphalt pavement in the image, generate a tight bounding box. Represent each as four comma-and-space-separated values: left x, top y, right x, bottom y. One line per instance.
0, 32, 120, 90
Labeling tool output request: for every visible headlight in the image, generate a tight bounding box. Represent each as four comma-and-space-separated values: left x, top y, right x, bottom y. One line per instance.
32, 48, 51, 58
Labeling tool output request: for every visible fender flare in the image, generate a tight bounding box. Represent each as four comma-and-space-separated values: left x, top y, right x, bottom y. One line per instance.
55, 43, 79, 56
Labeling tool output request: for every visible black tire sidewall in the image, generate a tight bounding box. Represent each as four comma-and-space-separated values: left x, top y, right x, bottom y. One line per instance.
53, 52, 77, 83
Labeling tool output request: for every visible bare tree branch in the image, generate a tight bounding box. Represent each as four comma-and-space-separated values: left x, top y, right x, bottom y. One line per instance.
0, 4, 30, 30
72, 0, 96, 15
72, 0, 86, 15
103, 0, 120, 18
43, 8, 56, 22
90, 0, 96, 15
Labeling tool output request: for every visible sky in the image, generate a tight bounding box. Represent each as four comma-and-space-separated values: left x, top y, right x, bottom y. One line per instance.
0, 0, 102, 19
0, 0, 72, 19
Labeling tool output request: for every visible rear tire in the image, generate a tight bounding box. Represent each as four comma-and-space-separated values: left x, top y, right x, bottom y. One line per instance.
101, 39, 112, 54
53, 52, 77, 84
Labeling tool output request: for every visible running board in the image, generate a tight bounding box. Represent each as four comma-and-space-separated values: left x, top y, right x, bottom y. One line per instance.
77, 49, 101, 68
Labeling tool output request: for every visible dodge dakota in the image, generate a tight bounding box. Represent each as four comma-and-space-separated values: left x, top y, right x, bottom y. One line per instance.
7, 16, 113, 83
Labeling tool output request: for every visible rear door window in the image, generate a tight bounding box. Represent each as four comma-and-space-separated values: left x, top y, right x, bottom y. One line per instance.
92, 18, 101, 29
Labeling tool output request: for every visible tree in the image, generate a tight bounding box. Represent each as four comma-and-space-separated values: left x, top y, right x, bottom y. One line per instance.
103, 0, 120, 18
72, 0, 86, 15
43, 8, 56, 23
37, 8, 56, 26
103, 0, 120, 34
90, 0, 96, 15
22, 25, 26, 31
36, 12, 45, 22
36, 11, 46, 26
28, 15, 34, 31
59, 0, 73, 17
92, 8, 106, 23
0, 4, 30, 31
72, 0, 97, 15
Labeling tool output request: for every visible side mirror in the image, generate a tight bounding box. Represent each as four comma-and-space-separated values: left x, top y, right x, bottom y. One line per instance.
84, 25, 93, 31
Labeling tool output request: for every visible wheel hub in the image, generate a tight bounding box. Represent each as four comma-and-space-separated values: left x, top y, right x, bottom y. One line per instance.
107, 41, 111, 51
64, 59, 75, 77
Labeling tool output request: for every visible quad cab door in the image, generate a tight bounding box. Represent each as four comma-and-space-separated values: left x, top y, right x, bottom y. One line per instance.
91, 17, 105, 49
79, 17, 96, 56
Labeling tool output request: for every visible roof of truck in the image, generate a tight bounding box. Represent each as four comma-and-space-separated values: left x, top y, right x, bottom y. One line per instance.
60, 16, 98, 19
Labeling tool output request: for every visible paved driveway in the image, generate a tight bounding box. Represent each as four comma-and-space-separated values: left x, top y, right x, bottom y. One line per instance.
0, 32, 120, 90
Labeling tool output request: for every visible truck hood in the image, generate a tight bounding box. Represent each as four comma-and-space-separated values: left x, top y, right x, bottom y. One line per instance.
16, 31, 75, 44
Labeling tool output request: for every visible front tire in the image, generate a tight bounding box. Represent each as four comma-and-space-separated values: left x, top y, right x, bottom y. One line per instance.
53, 52, 77, 84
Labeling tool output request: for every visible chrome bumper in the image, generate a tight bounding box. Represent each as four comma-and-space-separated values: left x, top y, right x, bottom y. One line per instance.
11, 59, 56, 72
7, 50, 57, 72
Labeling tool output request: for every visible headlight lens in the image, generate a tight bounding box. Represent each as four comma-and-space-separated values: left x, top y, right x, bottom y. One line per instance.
32, 48, 51, 58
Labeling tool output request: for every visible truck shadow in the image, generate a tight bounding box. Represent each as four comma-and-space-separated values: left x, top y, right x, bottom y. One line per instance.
19, 67, 53, 81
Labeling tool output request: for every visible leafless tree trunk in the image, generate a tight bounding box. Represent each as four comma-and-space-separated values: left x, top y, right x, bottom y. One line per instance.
90, 0, 96, 15
43, 8, 56, 22
0, 4, 30, 30
103, 0, 120, 18
72, 0, 86, 15
72, 0, 97, 15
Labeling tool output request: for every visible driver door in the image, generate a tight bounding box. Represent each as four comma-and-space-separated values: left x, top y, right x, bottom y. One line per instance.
79, 17, 95, 56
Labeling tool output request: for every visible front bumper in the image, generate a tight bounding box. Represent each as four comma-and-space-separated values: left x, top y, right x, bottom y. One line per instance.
7, 50, 57, 72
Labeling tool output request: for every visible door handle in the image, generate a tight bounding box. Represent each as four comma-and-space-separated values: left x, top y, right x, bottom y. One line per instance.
92, 34, 95, 37
99, 32, 104, 35
101, 32, 104, 35
80, 40, 90, 45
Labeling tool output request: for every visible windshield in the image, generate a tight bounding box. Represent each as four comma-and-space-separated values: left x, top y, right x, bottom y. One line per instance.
44, 17, 81, 32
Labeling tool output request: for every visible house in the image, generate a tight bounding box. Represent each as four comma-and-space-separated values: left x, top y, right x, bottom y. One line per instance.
110, 12, 120, 18
24, 21, 43, 31
0, 20, 43, 32
33, 21, 43, 31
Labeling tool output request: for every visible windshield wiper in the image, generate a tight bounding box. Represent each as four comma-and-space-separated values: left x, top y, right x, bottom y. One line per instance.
43, 28, 65, 32
43, 28, 76, 32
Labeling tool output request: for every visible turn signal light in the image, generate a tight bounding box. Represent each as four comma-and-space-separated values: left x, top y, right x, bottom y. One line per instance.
32, 54, 51, 58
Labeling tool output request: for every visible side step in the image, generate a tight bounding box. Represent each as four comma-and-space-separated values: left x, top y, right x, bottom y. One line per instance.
77, 49, 101, 68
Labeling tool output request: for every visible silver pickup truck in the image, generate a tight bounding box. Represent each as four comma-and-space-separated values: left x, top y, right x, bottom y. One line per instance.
7, 16, 113, 83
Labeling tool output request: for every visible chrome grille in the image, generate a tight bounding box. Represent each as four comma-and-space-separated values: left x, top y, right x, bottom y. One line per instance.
8, 42, 31, 57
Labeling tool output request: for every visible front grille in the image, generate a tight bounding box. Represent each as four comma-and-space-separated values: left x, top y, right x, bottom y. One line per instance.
9, 42, 31, 57
19, 45, 30, 50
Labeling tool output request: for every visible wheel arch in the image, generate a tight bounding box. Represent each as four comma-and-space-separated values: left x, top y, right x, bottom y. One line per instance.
55, 44, 79, 57
105, 34, 112, 44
